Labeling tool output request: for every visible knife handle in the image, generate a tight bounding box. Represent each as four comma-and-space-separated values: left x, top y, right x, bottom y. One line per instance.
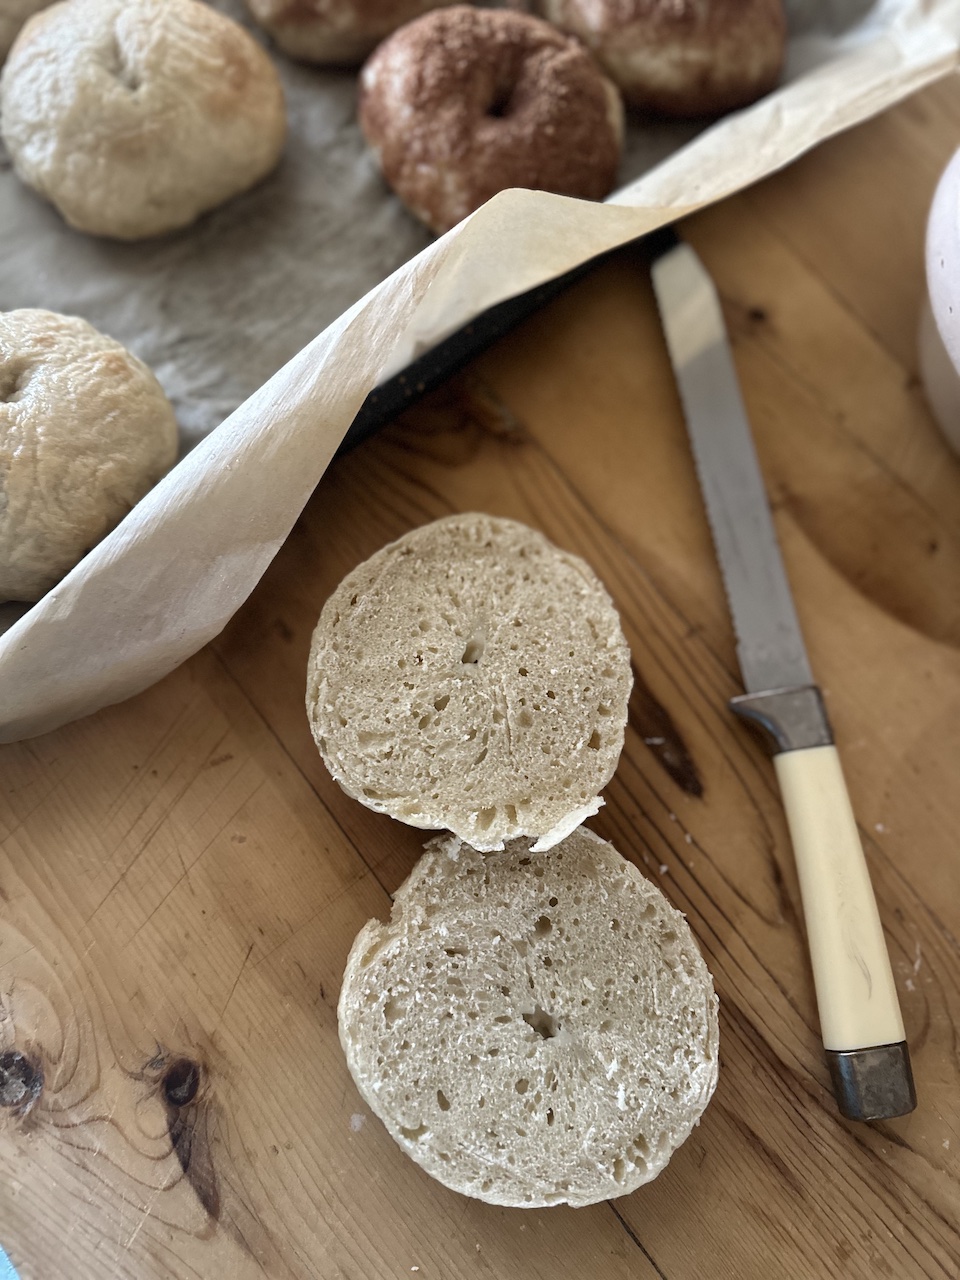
774, 744, 916, 1120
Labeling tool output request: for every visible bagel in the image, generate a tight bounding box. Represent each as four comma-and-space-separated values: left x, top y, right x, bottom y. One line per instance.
535, 0, 787, 117
246, 0, 457, 66
0, 0, 287, 239
359, 6, 624, 234
306, 513, 633, 852
0, 309, 178, 602
339, 829, 720, 1207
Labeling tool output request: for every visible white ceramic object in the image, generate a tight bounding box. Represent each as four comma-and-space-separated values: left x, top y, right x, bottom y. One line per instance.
921, 146, 960, 454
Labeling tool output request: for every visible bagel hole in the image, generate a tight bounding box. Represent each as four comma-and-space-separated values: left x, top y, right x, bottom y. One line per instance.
109, 32, 142, 92
0, 363, 27, 402
486, 85, 515, 118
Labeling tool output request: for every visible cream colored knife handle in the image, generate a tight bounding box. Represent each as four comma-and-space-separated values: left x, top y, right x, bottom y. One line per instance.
774, 745, 904, 1050
774, 744, 915, 1120
731, 687, 915, 1120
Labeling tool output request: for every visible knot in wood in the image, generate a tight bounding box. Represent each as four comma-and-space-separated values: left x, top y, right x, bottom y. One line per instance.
163, 1057, 201, 1108
0, 1049, 44, 1116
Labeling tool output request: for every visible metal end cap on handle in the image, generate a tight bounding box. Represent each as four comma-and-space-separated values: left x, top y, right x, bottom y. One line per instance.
826, 1043, 917, 1121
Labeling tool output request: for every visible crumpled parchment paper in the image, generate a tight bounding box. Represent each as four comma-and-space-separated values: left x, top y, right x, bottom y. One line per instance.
0, 0, 957, 741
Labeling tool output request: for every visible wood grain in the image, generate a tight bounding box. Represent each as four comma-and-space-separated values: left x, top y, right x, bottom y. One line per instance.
3, 81, 960, 1279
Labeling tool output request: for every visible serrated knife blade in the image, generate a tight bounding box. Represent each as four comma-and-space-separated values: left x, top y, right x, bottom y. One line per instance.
649, 228, 915, 1123
650, 238, 812, 694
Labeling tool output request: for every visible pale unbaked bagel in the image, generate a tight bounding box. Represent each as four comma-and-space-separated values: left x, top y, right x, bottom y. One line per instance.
535, 0, 786, 117
0, 0, 287, 240
339, 829, 720, 1208
246, 0, 456, 66
0, 310, 178, 602
306, 514, 632, 851
359, 6, 624, 235
0, 0, 52, 61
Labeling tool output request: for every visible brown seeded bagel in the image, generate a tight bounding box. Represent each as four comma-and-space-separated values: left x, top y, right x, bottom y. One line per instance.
358, 6, 624, 234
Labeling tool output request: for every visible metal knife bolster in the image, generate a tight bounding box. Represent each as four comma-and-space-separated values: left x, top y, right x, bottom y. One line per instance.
729, 684, 833, 753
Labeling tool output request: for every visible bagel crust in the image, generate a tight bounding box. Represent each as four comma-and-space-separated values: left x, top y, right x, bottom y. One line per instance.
0, 0, 287, 240
0, 309, 178, 602
306, 513, 633, 852
535, 0, 787, 117
359, 6, 624, 234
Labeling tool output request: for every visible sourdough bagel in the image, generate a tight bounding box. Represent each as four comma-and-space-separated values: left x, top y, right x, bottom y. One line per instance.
339, 829, 720, 1207
306, 513, 633, 852
534, 0, 787, 117
0, 0, 286, 239
0, 309, 178, 602
246, 0, 457, 66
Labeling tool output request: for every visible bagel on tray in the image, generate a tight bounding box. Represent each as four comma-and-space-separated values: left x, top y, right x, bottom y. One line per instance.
0, 0, 287, 239
534, 0, 787, 117
358, 5, 624, 234
0, 309, 178, 603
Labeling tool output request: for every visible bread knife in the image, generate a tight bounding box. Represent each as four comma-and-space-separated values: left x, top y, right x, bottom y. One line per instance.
648, 227, 916, 1122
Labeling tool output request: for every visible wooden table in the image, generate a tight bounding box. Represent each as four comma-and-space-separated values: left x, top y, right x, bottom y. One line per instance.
3, 77, 960, 1280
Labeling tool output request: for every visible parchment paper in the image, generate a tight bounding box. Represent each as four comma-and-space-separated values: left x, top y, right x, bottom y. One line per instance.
0, 0, 957, 741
